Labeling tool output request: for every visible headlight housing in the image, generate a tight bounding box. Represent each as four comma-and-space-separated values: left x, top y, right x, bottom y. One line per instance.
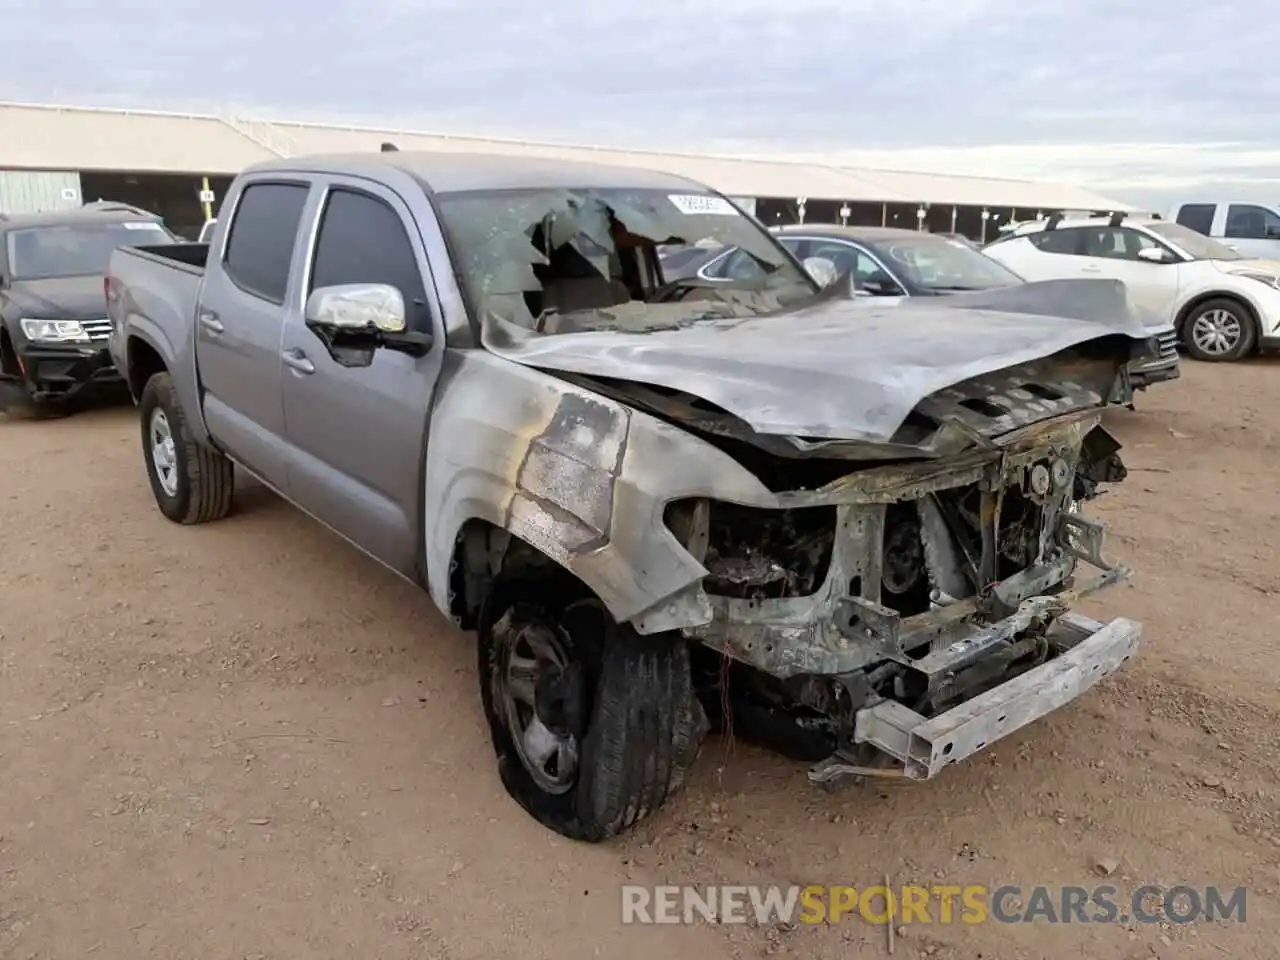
19, 318, 90, 344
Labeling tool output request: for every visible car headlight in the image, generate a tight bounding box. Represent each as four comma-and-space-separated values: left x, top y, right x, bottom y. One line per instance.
19, 318, 90, 343
1234, 272, 1280, 291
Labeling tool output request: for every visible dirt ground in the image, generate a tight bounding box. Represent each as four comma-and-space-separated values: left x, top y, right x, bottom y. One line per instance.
1, 361, 1277, 960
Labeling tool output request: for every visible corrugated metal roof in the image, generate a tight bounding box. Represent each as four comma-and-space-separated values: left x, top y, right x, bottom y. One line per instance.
0, 101, 1133, 211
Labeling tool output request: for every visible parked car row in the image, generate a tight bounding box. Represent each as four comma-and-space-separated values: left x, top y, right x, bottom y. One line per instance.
99, 149, 1150, 844
984, 214, 1280, 362
692, 223, 1180, 389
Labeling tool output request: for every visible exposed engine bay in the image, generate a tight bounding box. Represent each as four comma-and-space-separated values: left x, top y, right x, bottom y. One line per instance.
657, 398, 1135, 784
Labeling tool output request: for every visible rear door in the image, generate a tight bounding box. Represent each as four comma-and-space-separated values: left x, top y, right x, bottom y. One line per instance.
195, 178, 312, 492
985, 226, 1090, 280
1173, 203, 1216, 237
279, 177, 446, 578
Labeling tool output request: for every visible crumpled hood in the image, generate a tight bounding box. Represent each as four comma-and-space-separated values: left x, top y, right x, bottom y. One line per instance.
483, 277, 1152, 444
3, 276, 108, 319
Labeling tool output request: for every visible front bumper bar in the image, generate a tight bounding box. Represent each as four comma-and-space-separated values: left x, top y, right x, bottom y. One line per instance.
809, 611, 1141, 783
1, 341, 122, 403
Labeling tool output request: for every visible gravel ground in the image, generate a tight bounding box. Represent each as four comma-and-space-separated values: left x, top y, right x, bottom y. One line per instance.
1, 360, 1277, 959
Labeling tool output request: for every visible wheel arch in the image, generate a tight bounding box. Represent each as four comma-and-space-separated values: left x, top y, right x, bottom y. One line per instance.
126, 335, 168, 403
447, 515, 588, 630
1175, 290, 1260, 346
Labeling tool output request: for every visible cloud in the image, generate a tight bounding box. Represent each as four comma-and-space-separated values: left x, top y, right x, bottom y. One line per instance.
2, 0, 1276, 203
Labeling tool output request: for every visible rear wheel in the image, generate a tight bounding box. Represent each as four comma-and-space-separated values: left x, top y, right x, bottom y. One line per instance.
478, 579, 705, 842
1183, 297, 1256, 361
139, 372, 234, 523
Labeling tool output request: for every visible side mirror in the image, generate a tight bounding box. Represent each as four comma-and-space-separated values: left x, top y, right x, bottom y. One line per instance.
1136, 247, 1169, 263
802, 256, 839, 287
1266, 226, 1280, 240
304, 283, 432, 359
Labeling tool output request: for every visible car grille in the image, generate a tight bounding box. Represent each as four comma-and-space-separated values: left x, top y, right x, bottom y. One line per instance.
81, 318, 112, 342
1155, 330, 1178, 361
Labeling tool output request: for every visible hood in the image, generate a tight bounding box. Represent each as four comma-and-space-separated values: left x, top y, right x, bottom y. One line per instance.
3, 276, 108, 320
483, 277, 1151, 445
1216, 258, 1280, 277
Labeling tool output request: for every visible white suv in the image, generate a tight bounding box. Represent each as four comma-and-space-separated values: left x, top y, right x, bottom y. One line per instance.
984, 215, 1280, 362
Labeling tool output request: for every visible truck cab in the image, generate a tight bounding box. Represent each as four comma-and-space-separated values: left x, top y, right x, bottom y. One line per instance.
1169, 201, 1280, 260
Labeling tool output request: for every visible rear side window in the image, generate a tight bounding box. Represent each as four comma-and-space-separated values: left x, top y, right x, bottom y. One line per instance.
1175, 203, 1215, 235
224, 182, 309, 304
309, 188, 429, 330
1028, 228, 1083, 255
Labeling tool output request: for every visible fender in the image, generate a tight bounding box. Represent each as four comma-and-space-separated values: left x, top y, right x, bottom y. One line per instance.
422, 351, 775, 634
121, 311, 213, 447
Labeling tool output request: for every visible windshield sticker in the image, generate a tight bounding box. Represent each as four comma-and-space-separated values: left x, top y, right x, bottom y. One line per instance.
668, 194, 737, 216
121, 222, 157, 230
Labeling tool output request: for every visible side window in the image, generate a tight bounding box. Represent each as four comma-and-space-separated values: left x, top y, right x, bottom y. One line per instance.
1225, 204, 1280, 240
223, 182, 309, 304
1028, 228, 1083, 255
808, 242, 890, 286
777, 238, 807, 260
1175, 204, 1215, 235
712, 248, 769, 281
1081, 227, 1163, 261
309, 188, 429, 329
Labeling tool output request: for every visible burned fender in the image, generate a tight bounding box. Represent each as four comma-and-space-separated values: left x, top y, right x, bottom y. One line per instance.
423, 351, 775, 633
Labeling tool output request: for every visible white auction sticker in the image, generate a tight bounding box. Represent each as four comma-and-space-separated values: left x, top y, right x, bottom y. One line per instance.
668, 194, 737, 216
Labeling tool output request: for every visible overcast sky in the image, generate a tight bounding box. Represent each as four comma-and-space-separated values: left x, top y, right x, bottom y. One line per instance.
4, 0, 1278, 205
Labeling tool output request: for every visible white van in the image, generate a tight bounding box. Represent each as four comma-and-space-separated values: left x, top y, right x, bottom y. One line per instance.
1168, 202, 1280, 259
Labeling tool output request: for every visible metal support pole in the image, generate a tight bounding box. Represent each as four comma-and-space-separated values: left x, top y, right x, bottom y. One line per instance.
200, 176, 214, 221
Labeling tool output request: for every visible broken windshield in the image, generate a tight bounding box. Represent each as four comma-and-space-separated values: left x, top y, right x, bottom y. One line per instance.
434, 187, 815, 334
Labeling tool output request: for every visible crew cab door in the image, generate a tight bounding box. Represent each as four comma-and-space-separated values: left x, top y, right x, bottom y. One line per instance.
278, 178, 446, 578
195, 179, 312, 492
1217, 203, 1280, 260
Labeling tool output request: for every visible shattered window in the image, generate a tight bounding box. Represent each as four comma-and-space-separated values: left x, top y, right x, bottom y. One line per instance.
434, 187, 814, 334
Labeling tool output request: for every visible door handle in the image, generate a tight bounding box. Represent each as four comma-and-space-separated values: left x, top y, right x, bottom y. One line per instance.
282, 348, 315, 375
1080, 264, 1102, 272
198, 309, 224, 333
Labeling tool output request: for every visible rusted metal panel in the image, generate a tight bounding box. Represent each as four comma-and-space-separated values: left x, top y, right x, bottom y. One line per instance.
0, 169, 82, 214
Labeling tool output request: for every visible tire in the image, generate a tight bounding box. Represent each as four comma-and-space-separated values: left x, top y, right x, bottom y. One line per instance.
478, 579, 705, 842
1182, 297, 1257, 362
139, 371, 234, 523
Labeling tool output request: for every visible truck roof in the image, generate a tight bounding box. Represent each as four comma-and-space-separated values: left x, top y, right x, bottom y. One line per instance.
243, 150, 714, 196
772, 224, 932, 241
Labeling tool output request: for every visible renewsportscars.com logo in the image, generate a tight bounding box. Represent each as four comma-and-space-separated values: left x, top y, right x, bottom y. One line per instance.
620, 884, 1248, 926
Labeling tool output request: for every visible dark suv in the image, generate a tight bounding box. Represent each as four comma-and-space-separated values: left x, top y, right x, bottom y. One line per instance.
0, 203, 178, 417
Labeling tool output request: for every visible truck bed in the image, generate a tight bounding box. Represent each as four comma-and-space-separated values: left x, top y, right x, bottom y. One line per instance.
130, 242, 209, 273
106, 243, 210, 410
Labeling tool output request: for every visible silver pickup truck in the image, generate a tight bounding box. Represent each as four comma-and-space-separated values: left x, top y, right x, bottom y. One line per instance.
107, 150, 1147, 842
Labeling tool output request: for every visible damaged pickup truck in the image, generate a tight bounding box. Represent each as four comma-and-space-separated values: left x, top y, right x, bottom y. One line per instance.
107, 151, 1145, 842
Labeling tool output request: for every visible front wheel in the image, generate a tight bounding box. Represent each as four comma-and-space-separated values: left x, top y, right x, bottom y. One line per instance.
1183, 298, 1256, 361
139, 371, 235, 523
478, 580, 706, 842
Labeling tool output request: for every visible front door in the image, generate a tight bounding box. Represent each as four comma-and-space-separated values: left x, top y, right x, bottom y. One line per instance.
195, 179, 312, 492
279, 179, 446, 578
1077, 227, 1181, 319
